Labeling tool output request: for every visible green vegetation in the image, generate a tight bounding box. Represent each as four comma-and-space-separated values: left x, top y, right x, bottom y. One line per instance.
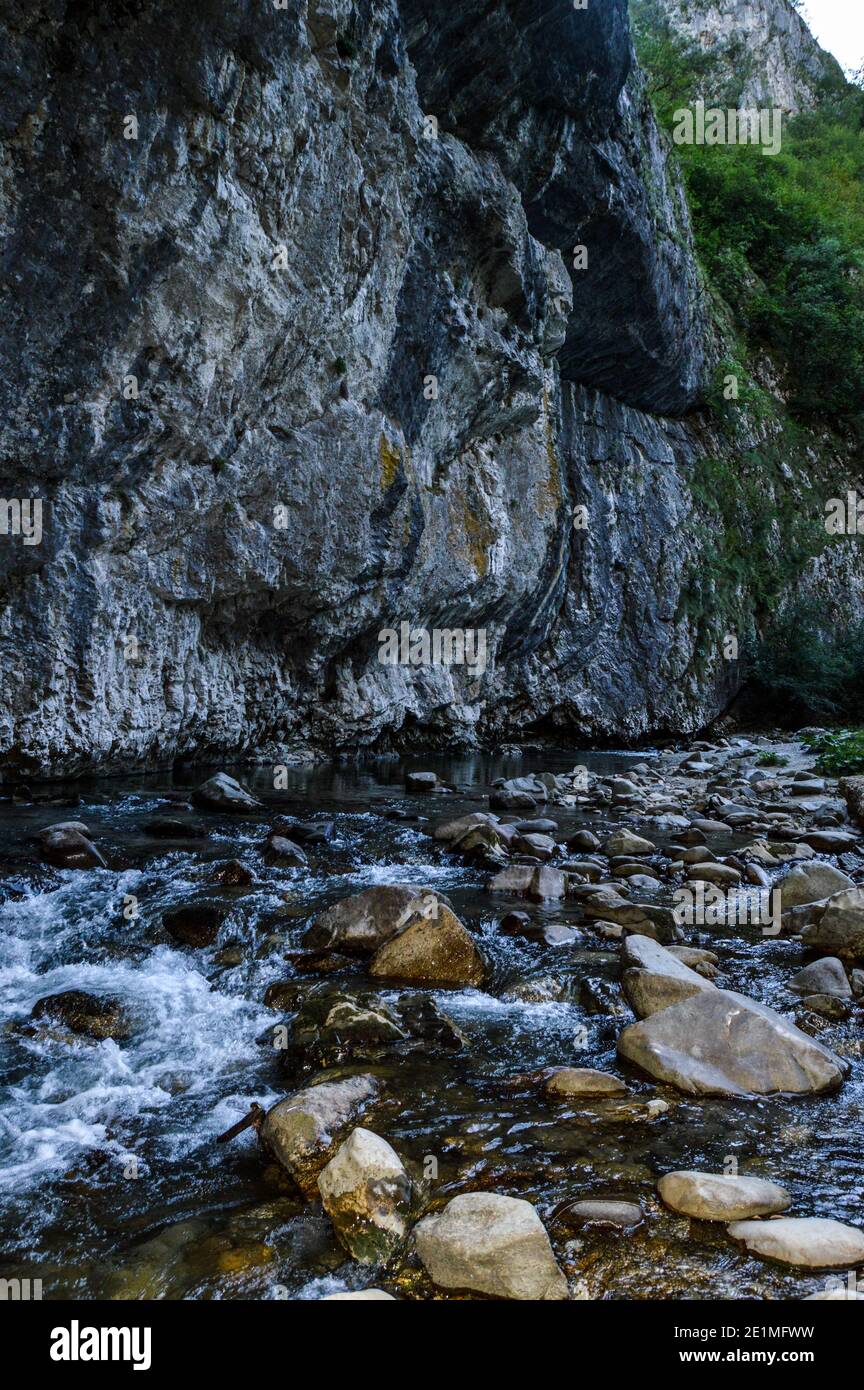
802, 727, 864, 775
747, 600, 864, 722
631, 0, 864, 437
755, 750, 789, 767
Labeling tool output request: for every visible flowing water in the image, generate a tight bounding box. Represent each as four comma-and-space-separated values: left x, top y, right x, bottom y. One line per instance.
0, 751, 861, 1300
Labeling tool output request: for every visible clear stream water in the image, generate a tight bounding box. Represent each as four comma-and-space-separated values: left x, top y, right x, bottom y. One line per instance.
0, 750, 860, 1300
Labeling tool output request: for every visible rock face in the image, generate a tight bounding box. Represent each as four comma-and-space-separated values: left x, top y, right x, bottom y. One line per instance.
414, 1193, 568, 1300
618, 989, 847, 1097
317, 1127, 411, 1265
656, 0, 845, 113
1, 0, 856, 779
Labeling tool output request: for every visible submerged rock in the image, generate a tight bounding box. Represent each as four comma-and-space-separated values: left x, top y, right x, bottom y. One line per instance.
617, 989, 847, 1097
414, 1193, 567, 1300
38, 824, 106, 870
558, 1199, 643, 1231
191, 773, 262, 812
727, 1217, 864, 1269
657, 1171, 791, 1221
260, 1076, 381, 1197
30, 990, 131, 1041
318, 1128, 411, 1265
543, 1067, 628, 1099
163, 900, 229, 948
322, 1289, 397, 1301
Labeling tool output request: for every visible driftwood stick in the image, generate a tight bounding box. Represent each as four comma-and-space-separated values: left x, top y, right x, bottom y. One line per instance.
216, 1102, 265, 1144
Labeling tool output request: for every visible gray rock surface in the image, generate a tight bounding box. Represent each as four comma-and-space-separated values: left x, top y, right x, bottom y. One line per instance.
658, 1171, 791, 1221
0, 0, 859, 777
728, 1217, 864, 1269
414, 1192, 568, 1300
318, 1127, 411, 1265
618, 988, 847, 1097
260, 1075, 380, 1196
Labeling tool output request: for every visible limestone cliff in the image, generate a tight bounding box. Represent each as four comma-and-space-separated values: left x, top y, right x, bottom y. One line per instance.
0, 0, 858, 777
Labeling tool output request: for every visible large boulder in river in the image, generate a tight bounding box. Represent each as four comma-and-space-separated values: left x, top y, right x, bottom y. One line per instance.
621, 934, 714, 1018
657, 1171, 790, 1221
368, 898, 486, 988
318, 1128, 411, 1265
191, 772, 262, 812
38, 824, 106, 870
801, 887, 864, 962
728, 1217, 864, 1269
414, 1193, 568, 1300
260, 1075, 380, 1196
617, 989, 847, 1097
777, 861, 855, 910
305, 885, 437, 955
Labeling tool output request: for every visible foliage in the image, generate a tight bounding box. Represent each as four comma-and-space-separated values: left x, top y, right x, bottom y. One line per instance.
801, 727, 864, 775
630, 0, 864, 435
747, 600, 864, 722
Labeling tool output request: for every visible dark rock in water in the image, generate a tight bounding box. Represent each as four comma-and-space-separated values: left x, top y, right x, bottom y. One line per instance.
38, 825, 106, 870
142, 817, 207, 839
798, 994, 852, 1022
567, 830, 602, 852
405, 771, 438, 793
31, 990, 131, 1040
210, 859, 254, 887
192, 774, 261, 813
264, 834, 308, 867
283, 949, 354, 976
270, 982, 466, 1075
499, 910, 533, 938
305, 885, 437, 955
163, 900, 229, 948
490, 789, 537, 812
271, 817, 335, 845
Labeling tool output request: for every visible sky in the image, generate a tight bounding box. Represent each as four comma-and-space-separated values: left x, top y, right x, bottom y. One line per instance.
802, 0, 864, 75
